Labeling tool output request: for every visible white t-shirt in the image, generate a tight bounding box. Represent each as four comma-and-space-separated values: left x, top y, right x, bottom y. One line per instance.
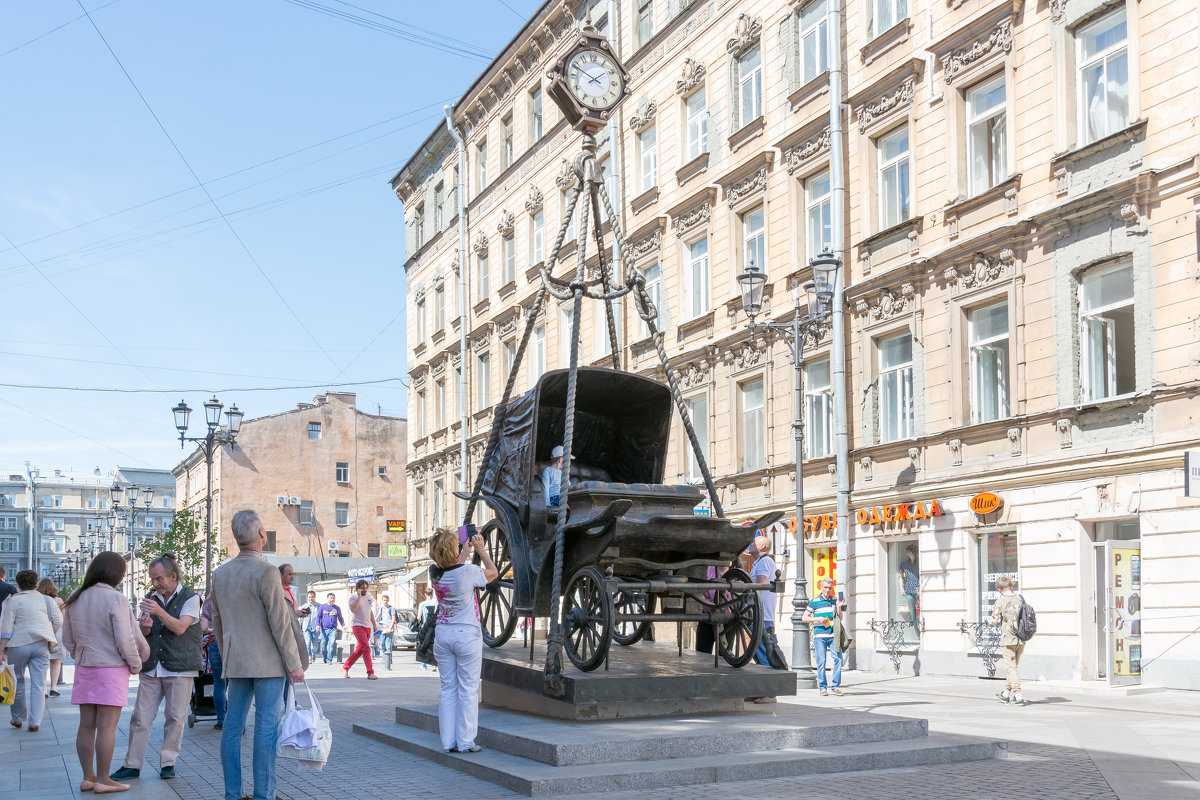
431, 564, 487, 626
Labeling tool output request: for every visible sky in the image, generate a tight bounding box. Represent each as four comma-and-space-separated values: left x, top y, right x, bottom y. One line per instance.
0, 0, 541, 474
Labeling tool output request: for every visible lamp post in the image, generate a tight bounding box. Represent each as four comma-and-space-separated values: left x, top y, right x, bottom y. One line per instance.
736, 249, 840, 688
172, 396, 242, 595
110, 483, 154, 601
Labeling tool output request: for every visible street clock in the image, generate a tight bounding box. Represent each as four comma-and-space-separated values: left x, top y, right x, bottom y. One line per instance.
547, 23, 630, 133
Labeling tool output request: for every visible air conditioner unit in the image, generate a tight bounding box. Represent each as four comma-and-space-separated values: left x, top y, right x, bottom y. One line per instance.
289, 496, 301, 506
275, 495, 288, 506
327, 540, 339, 553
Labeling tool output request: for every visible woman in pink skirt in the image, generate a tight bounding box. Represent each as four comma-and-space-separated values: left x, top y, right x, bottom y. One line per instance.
62, 552, 149, 794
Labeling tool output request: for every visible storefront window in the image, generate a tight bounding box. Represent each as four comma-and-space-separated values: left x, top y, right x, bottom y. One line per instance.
886, 540, 921, 644
978, 531, 1018, 619
809, 546, 837, 597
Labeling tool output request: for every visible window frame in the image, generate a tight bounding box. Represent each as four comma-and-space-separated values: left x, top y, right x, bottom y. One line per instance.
736, 45, 764, 128
529, 86, 543, 142
308, 422, 322, 440
878, 331, 915, 442
335, 502, 349, 527
804, 358, 833, 458
1076, 8, 1129, 146
1078, 261, 1135, 402
684, 88, 708, 161
738, 377, 766, 473
640, 262, 667, 337
531, 210, 545, 265
415, 296, 426, 343
684, 393, 709, 482
805, 168, 832, 258
298, 501, 315, 526
477, 251, 489, 300
638, 125, 658, 193
503, 233, 516, 284
476, 139, 488, 191
335, 461, 350, 484
876, 126, 911, 230
475, 351, 491, 411
965, 74, 1008, 197
799, 0, 830, 85
684, 237, 710, 321
967, 300, 1010, 424
502, 113, 515, 169
435, 284, 446, 331
871, 0, 908, 39
741, 204, 765, 272
636, 0, 654, 47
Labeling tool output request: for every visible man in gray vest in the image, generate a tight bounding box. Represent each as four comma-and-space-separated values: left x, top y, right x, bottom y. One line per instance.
111, 554, 200, 782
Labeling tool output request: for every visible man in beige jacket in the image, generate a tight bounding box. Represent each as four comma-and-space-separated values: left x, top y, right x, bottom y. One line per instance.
211, 510, 307, 800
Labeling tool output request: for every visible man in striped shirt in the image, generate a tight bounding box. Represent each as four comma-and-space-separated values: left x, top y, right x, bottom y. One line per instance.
802, 578, 844, 696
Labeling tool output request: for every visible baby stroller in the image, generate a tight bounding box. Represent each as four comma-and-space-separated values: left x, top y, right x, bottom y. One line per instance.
188, 633, 218, 728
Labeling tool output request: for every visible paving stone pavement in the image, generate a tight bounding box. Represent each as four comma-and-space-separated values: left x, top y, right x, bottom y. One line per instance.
2, 655, 1198, 799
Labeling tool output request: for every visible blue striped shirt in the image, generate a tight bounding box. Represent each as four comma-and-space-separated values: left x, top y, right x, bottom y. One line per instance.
809, 594, 837, 640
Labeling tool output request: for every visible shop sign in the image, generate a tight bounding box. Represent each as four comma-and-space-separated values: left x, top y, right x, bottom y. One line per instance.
385, 543, 408, 558
387, 519, 406, 533
810, 546, 837, 597
1110, 547, 1141, 677
970, 492, 1003, 515
348, 566, 375, 579
1186, 450, 1200, 497
856, 499, 943, 526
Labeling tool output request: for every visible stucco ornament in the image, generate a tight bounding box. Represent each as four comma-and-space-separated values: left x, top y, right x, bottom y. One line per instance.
856, 79, 915, 133
943, 20, 1013, 85
726, 14, 763, 55
676, 57, 707, 95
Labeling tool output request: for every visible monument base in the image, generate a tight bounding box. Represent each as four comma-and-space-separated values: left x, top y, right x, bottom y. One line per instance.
480, 639, 797, 720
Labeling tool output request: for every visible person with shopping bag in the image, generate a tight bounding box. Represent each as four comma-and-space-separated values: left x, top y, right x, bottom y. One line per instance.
0, 569, 62, 733
277, 681, 332, 769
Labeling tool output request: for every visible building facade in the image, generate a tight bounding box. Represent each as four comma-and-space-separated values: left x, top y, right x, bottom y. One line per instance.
393, 0, 1200, 689
173, 392, 409, 589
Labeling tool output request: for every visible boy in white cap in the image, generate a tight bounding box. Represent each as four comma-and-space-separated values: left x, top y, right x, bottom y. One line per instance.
542, 445, 573, 507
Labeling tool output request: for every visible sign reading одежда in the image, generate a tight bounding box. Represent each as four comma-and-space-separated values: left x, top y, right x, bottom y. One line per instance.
786, 499, 945, 533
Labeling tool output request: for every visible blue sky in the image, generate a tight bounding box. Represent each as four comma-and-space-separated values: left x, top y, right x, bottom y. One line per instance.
0, 0, 539, 472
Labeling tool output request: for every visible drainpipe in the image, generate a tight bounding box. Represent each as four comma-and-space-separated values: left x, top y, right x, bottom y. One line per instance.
605, 0, 623, 364
444, 105, 469, 510
828, 0, 852, 593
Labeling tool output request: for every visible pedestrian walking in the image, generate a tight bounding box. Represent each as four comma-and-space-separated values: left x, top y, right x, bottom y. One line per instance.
430, 527, 497, 754
375, 594, 398, 664
749, 536, 787, 703
0, 569, 62, 732
342, 579, 377, 679
0, 567, 17, 610
990, 575, 1027, 706
317, 593, 344, 664
36, 577, 65, 697
301, 591, 322, 661
199, 596, 226, 729
61, 551, 150, 794
210, 510, 307, 800
111, 553, 200, 783
803, 578, 845, 696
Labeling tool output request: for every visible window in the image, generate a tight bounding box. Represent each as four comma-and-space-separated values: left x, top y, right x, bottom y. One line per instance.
477, 252, 489, 299
336, 502, 349, 527
966, 76, 1007, 196
529, 86, 543, 142
299, 501, 314, 525
685, 238, 710, 320
806, 169, 832, 255
264, 530, 277, 553
414, 205, 425, 248
737, 46, 763, 127
435, 379, 446, 429
742, 205, 765, 271
559, 307, 576, 368
415, 297, 426, 342
503, 233, 516, 284
308, 422, 322, 440
800, 0, 830, 84
415, 390, 426, 437
476, 352, 490, 410
1080, 263, 1134, 401
5, 517, 16, 529
162, 517, 171, 529
414, 486, 425, 537
805, 359, 833, 458
335, 461, 350, 483
435, 285, 445, 330
476, 140, 487, 191
367, 543, 380, 558
434, 182, 445, 231
42, 496, 51, 507
99, 498, 107, 509
533, 324, 546, 381
638, 125, 657, 192
685, 89, 708, 161
502, 114, 514, 169
1078, 10, 1128, 145
977, 531, 1017, 618
685, 394, 708, 480
640, 263, 667, 337
162, 496, 171, 508
531, 210, 544, 265
887, 540, 921, 643
502, 339, 516, 381
54, 495, 62, 507
739, 379, 765, 472
597, 149, 614, 222
87, 497, 96, 509
879, 332, 914, 442
378, 466, 388, 477
636, 0, 654, 46
872, 0, 907, 38
968, 302, 1009, 423
432, 480, 444, 530
0, 538, 16, 551
877, 126, 910, 229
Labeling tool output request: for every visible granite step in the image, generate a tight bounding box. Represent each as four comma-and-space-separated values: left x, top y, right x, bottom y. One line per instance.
392, 703, 930, 766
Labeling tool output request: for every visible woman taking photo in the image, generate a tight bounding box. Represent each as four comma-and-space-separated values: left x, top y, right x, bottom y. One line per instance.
0, 569, 62, 732
36, 578, 65, 697
430, 527, 497, 754
62, 551, 150, 794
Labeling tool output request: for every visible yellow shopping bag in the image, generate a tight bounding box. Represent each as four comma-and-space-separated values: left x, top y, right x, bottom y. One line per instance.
0, 664, 15, 705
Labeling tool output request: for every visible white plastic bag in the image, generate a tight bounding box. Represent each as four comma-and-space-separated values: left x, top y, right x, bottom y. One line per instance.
277, 682, 332, 768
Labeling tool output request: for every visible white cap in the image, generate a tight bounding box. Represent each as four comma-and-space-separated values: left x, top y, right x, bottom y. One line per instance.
551, 445, 575, 459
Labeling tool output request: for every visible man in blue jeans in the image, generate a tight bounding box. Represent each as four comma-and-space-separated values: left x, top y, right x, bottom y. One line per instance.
301, 591, 322, 660
317, 593, 344, 663
802, 578, 845, 696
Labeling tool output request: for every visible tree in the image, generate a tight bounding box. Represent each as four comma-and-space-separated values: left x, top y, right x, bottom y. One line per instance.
131, 508, 205, 597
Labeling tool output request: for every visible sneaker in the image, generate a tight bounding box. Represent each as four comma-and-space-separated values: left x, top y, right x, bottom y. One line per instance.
1009, 697, 1027, 706
753, 696, 777, 704
49, 690, 60, 698
462, 745, 483, 753
831, 689, 844, 696
160, 766, 175, 780
215, 722, 223, 730
367, 673, 378, 680
342, 669, 350, 678
995, 692, 1010, 703
819, 690, 828, 696
109, 767, 140, 781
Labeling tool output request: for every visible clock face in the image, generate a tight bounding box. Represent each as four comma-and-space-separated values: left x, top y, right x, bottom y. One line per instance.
566, 48, 623, 110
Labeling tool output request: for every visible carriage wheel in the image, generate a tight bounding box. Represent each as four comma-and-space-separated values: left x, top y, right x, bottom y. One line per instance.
473, 519, 518, 648
612, 589, 655, 646
717, 567, 763, 668
563, 566, 612, 672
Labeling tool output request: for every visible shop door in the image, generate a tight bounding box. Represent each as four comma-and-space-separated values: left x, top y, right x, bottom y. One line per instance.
1097, 539, 1142, 686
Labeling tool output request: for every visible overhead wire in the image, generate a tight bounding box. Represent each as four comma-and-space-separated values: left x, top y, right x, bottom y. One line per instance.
494, 0, 527, 20
0, 377, 407, 394
0, 0, 123, 59
0, 394, 156, 467
280, 0, 493, 62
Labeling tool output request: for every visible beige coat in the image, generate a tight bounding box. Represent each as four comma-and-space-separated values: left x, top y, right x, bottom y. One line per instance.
211, 551, 308, 678
0, 589, 62, 649
61, 583, 149, 670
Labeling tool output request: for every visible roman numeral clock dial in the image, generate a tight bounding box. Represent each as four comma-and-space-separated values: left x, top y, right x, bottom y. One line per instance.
547, 30, 630, 133
568, 50, 621, 110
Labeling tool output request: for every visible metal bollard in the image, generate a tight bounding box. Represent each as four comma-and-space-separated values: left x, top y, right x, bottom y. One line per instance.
385, 651, 393, 670
336, 645, 344, 661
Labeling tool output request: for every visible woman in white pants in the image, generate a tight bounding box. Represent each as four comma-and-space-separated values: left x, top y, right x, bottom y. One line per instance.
429, 528, 497, 754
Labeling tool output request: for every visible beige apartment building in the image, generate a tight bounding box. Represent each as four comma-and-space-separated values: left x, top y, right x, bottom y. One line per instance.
173, 392, 408, 589
393, 0, 1200, 689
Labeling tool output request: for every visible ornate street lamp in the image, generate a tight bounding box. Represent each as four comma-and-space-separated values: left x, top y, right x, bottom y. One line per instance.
736, 248, 841, 688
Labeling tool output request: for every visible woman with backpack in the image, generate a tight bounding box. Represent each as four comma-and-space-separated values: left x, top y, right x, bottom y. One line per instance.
989, 575, 1026, 706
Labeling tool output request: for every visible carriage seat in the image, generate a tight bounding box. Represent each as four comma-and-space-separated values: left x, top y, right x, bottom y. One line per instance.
569, 481, 704, 506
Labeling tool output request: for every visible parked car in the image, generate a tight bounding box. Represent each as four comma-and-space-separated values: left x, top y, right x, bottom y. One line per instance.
394, 609, 419, 650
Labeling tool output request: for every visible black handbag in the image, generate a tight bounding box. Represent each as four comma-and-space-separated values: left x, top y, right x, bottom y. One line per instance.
415, 607, 437, 666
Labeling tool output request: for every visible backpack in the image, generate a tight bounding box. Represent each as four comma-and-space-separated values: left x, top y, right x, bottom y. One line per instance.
1015, 594, 1037, 641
